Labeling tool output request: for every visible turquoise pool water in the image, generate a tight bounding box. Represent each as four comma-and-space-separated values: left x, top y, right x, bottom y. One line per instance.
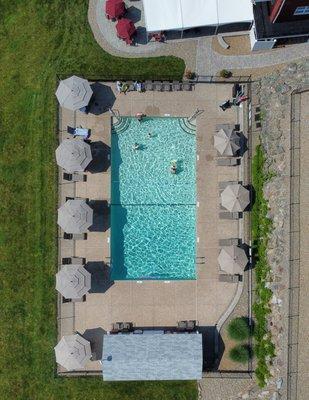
110, 117, 196, 280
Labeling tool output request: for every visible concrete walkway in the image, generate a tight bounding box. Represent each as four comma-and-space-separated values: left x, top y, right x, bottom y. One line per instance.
196, 37, 309, 75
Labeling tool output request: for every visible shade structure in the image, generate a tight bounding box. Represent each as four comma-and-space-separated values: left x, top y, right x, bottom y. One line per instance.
116, 18, 136, 40
58, 199, 93, 234
55, 139, 92, 173
106, 0, 125, 19
142, 0, 253, 33
218, 245, 248, 274
54, 334, 92, 371
55, 75, 93, 111
56, 265, 91, 299
221, 184, 250, 212
214, 128, 240, 156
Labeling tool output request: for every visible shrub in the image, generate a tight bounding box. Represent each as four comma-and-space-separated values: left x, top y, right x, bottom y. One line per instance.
219, 69, 232, 78
229, 345, 253, 364
227, 317, 252, 341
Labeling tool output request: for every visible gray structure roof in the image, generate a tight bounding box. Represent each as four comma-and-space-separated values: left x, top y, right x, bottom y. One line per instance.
57, 199, 93, 234
56, 265, 91, 300
102, 332, 203, 381
54, 334, 92, 371
55, 139, 92, 173
55, 75, 93, 111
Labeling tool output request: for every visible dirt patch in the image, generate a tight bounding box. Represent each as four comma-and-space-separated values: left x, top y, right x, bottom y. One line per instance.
212, 35, 251, 56
218, 329, 250, 371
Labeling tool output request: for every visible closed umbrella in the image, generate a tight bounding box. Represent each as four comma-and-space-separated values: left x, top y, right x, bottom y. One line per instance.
116, 18, 136, 41
221, 184, 250, 212
214, 128, 240, 156
58, 199, 93, 233
55, 75, 93, 111
218, 246, 248, 274
55, 139, 92, 173
54, 334, 92, 370
106, 0, 125, 19
56, 265, 91, 300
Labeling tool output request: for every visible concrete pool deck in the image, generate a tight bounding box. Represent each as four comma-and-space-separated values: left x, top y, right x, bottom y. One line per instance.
57, 82, 249, 373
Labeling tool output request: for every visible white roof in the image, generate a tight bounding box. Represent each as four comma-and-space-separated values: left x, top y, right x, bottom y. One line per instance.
143, 0, 253, 32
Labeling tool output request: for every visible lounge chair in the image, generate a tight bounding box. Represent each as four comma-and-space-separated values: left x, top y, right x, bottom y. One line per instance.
153, 81, 162, 91
182, 82, 192, 91
62, 257, 86, 265
217, 158, 239, 166
172, 81, 181, 91
219, 180, 239, 190
162, 81, 171, 91
219, 274, 240, 283
177, 321, 187, 331
63, 233, 88, 240
186, 320, 198, 331
219, 238, 240, 246
145, 80, 153, 91
219, 212, 241, 220
63, 172, 87, 182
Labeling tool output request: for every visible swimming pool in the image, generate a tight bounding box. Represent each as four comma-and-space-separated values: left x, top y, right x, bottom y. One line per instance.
110, 117, 196, 280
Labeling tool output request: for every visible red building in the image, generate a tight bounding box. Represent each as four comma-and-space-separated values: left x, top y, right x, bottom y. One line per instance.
251, 0, 309, 50
269, 0, 309, 23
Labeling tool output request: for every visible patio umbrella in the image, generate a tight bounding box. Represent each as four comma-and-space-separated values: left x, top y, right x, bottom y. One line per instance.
55, 75, 93, 111
221, 184, 250, 212
54, 334, 92, 371
116, 18, 136, 40
55, 139, 92, 173
106, 0, 125, 19
57, 199, 93, 234
218, 245, 248, 274
214, 128, 240, 156
56, 265, 91, 300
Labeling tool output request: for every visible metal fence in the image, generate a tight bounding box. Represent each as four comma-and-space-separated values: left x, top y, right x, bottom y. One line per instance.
286, 88, 304, 400
56, 73, 252, 84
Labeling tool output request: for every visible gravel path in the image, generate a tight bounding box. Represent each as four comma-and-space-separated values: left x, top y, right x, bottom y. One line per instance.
196, 37, 309, 75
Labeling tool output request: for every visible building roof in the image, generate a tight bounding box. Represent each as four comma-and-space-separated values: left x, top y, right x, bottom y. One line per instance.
102, 332, 203, 381
142, 0, 253, 32
253, 2, 309, 39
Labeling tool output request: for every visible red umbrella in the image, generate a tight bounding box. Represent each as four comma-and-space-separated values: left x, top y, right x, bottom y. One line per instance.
116, 18, 136, 41
105, 0, 125, 19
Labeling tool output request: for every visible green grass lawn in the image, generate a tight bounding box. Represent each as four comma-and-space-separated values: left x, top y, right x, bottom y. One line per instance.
0, 2, 193, 399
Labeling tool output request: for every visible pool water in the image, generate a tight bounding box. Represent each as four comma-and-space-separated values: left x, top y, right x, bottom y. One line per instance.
110, 117, 196, 280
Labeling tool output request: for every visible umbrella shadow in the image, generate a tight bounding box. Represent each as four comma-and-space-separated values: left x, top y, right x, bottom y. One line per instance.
89, 83, 116, 115
82, 327, 106, 360
87, 141, 111, 173
88, 200, 110, 232
125, 6, 141, 23
85, 261, 114, 293
238, 242, 252, 271
135, 26, 148, 45
244, 184, 255, 212
237, 132, 248, 157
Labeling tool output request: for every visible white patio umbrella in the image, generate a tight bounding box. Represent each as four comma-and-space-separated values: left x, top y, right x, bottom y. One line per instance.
221, 184, 250, 212
214, 128, 240, 156
55, 139, 92, 173
55, 76, 93, 111
218, 245, 248, 274
57, 199, 93, 234
54, 334, 92, 370
56, 265, 91, 300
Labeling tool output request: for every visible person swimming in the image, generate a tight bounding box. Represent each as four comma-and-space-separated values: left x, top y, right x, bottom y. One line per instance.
132, 142, 140, 151
170, 160, 177, 174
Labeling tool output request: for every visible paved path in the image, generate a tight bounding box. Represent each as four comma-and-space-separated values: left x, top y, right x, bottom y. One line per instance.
196, 37, 309, 75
